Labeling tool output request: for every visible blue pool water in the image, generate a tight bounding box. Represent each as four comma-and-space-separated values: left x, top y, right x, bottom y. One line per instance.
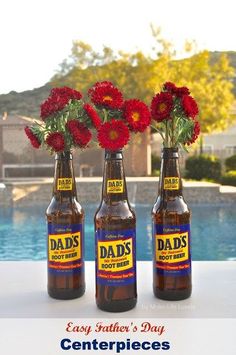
0, 204, 236, 261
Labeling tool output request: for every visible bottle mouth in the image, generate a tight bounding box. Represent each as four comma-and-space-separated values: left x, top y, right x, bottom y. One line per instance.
161, 147, 179, 158
55, 151, 72, 160
162, 147, 178, 151
105, 149, 123, 160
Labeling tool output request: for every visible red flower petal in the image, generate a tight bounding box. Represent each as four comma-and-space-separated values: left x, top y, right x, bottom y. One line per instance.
83, 103, 102, 129
151, 92, 173, 122
175, 86, 190, 97
88, 81, 123, 110
97, 119, 130, 150
163, 82, 177, 93
24, 126, 41, 149
182, 95, 199, 118
123, 99, 151, 132
186, 120, 201, 145
164, 82, 190, 97
40, 86, 82, 120
66, 119, 92, 148
50, 87, 82, 101
46, 132, 65, 152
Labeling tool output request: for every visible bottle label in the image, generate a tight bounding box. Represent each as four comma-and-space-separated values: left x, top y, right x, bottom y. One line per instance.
107, 179, 124, 193
96, 229, 136, 286
57, 178, 72, 191
164, 177, 179, 190
153, 224, 191, 276
48, 223, 83, 274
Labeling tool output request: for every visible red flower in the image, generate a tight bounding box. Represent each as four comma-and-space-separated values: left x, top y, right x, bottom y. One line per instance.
46, 132, 65, 152
40, 96, 68, 120
83, 103, 102, 129
186, 120, 201, 145
175, 86, 190, 97
97, 119, 130, 150
88, 81, 123, 109
66, 119, 92, 148
66, 119, 78, 132
151, 92, 173, 121
50, 87, 82, 101
163, 82, 177, 93
181, 95, 199, 118
164, 82, 190, 97
40, 86, 82, 120
123, 99, 151, 132
24, 126, 41, 149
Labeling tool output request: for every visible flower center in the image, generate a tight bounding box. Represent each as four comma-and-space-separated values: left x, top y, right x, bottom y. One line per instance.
158, 103, 167, 112
132, 111, 140, 122
103, 95, 113, 102
109, 130, 119, 140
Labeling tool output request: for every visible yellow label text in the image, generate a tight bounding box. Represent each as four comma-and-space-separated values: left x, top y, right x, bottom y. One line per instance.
156, 231, 188, 263
107, 179, 124, 193
164, 177, 179, 190
48, 232, 81, 263
57, 178, 72, 191
98, 238, 133, 272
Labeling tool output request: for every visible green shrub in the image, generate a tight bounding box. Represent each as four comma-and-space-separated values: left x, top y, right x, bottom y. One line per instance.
152, 154, 161, 173
185, 155, 221, 181
152, 169, 160, 177
221, 170, 236, 186
225, 155, 236, 171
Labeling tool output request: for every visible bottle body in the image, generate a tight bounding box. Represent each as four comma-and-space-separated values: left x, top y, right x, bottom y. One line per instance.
152, 148, 192, 300
46, 151, 85, 299
95, 150, 137, 312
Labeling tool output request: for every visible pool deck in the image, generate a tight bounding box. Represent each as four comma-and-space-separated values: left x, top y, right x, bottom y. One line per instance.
0, 178, 236, 206
0, 261, 235, 318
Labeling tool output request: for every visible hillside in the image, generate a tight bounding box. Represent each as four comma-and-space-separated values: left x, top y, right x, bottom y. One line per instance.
0, 84, 51, 118
0, 51, 235, 118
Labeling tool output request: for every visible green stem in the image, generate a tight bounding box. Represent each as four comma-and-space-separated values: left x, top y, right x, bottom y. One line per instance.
150, 124, 165, 141
34, 121, 45, 128
171, 117, 174, 147
175, 117, 185, 142
165, 120, 169, 147
179, 142, 189, 153
103, 109, 108, 123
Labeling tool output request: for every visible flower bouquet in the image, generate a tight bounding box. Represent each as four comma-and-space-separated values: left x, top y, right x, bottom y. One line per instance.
150, 82, 200, 149
25, 81, 151, 152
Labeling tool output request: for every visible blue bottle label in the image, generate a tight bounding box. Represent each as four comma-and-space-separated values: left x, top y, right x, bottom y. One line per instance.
48, 223, 84, 275
153, 224, 191, 276
96, 229, 136, 286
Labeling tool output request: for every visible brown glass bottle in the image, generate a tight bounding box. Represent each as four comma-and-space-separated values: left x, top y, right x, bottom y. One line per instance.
94, 150, 137, 312
46, 151, 85, 299
152, 148, 192, 300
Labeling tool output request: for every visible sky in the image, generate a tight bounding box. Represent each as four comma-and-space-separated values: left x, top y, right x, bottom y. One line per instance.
0, 0, 235, 94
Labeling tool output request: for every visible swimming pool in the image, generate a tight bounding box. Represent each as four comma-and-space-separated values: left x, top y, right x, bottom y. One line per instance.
0, 204, 235, 261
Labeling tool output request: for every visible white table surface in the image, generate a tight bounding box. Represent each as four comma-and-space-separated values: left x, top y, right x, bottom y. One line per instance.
0, 261, 235, 318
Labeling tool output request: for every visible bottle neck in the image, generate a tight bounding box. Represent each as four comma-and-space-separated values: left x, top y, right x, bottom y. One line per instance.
101, 149, 128, 204
53, 151, 77, 201
159, 148, 183, 199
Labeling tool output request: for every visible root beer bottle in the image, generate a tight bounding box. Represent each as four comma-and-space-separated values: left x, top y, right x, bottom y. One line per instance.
95, 150, 137, 312
46, 151, 85, 299
152, 148, 191, 300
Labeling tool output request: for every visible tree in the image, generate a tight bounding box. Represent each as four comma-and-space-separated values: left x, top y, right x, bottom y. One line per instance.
170, 51, 235, 134
52, 41, 155, 103
52, 30, 235, 145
